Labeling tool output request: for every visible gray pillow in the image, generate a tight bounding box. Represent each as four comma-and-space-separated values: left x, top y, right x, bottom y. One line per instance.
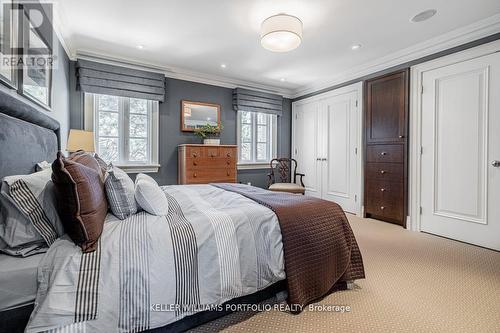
1, 169, 64, 254
134, 173, 169, 216
105, 165, 137, 220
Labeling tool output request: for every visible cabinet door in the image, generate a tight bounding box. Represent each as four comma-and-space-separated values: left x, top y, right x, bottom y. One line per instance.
292, 101, 322, 198
365, 70, 408, 144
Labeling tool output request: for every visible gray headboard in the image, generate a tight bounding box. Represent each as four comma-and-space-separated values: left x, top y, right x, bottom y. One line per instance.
0, 89, 60, 179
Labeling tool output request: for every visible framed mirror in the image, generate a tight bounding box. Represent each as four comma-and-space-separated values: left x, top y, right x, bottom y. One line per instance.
181, 100, 220, 132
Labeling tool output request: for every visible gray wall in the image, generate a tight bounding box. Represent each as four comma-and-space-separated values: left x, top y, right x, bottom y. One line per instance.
70, 72, 292, 188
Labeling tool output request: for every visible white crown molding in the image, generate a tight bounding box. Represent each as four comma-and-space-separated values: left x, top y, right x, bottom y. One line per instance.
75, 50, 295, 98
291, 13, 500, 98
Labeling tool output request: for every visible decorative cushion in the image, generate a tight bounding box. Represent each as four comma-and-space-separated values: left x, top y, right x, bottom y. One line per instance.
105, 164, 137, 220
1, 168, 65, 256
93, 153, 109, 178
134, 173, 168, 216
268, 182, 305, 194
51, 151, 108, 252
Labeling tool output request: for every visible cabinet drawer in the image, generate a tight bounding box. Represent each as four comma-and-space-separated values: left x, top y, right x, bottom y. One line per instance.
220, 147, 236, 159
365, 162, 403, 181
365, 197, 404, 222
186, 169, 236, 184
186, 157, 235, 169
366, 144, 403, 163
185, 146, 204, 158
366, 180, 403, 203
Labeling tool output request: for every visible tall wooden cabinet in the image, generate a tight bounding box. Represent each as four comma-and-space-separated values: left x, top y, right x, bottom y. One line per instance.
364, 70, 409, 226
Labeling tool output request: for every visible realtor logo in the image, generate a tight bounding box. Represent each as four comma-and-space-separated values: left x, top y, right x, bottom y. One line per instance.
1, 0, 57, 70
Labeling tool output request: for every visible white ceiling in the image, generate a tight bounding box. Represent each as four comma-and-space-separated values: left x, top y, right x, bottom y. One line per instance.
53, 0, 500, 97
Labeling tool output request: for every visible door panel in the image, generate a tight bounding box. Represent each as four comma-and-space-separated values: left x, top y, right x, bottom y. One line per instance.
421, 52, 500, 250
366, 71, 408, 144
293, 102, 322, 198
322, 90, 359, 214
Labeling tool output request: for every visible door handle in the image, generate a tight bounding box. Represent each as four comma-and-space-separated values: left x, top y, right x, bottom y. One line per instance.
492, 160, 500, 167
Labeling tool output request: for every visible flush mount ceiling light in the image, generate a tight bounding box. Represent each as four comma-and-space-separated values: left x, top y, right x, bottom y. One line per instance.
261, 14, 303, 52
351, 44, 361, 50
410, 9, 437, 23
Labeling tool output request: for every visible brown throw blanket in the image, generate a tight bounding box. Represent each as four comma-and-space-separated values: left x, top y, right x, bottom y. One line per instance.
212, 183, 365, 308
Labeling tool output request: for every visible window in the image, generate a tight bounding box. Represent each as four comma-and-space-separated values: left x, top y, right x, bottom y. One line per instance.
237, 111, 277, 168
85, 93, 160, 173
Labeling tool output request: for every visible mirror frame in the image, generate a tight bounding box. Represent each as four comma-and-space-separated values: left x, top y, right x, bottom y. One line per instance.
181, 100, 221, 132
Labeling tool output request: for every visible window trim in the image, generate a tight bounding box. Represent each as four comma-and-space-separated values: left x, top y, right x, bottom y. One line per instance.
84, 93, 160, 173
236, 111, 277, 170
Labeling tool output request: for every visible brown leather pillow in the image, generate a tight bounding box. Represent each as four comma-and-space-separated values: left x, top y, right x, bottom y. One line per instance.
51, 151, 108, 252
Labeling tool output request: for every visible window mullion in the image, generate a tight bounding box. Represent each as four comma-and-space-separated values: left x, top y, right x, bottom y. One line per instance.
121, 97, 129, 164
252, 113, 257, 163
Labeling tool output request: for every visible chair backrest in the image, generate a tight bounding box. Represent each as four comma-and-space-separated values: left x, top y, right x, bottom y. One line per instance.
269, 158, 298, 183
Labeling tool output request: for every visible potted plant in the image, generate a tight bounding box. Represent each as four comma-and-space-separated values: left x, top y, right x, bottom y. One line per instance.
194, 124, 223, 145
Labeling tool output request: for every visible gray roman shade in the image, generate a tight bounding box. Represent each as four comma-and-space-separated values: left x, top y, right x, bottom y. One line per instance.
76, 59, 166, 102
233, 88, 283, 116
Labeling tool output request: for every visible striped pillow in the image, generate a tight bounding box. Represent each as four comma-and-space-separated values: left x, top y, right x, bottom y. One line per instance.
105, 165, 137, 220
1, 169, 64, 250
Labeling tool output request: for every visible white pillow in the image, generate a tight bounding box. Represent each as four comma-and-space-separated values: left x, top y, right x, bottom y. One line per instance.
134, 174, 169, 216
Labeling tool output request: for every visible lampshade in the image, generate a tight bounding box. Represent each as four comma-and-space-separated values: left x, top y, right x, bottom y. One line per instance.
67, 129, 95, 152
261, 14, 302, 52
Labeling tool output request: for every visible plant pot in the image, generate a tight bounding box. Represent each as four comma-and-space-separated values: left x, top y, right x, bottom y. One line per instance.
203, 138, 220, 145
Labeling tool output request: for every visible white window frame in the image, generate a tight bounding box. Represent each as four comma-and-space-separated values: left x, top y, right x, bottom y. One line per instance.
237, 111, 277, 169
84, 93, 160, 173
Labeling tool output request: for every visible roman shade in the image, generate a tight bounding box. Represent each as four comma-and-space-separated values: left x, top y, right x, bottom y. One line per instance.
233, 88, 283, 116
76, 59, 166, 102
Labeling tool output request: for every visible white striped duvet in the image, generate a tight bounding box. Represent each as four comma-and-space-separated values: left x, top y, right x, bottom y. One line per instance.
25, 185, 285, 333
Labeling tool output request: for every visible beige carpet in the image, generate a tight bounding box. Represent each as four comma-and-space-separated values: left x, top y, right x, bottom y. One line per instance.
191, 215, 500, 333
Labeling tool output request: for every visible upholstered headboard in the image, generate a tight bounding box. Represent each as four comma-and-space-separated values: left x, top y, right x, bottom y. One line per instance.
0, 89, 60, 179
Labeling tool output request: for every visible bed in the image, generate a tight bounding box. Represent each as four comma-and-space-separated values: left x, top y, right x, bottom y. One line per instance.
0, 89, 365, 333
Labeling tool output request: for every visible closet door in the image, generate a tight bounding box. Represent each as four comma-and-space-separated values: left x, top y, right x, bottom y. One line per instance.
293, 101, 322, 198
420, 52, 500, 250
321, 89, 360, 214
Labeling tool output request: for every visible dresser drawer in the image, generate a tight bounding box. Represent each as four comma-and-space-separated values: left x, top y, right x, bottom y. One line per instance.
186, 169, 236, 183
366, 144, 403, 163
220, 147, 236, 159
186, 157, 236, 169
365, 162, 403, 181
185, 146, 204, 158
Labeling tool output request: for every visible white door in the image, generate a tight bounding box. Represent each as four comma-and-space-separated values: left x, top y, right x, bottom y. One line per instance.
293, 101, 322, 198
420, 52, 500, 250
321, 89, 360, 214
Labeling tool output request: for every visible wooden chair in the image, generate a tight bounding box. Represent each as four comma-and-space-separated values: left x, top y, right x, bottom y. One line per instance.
267, 158, 305, 194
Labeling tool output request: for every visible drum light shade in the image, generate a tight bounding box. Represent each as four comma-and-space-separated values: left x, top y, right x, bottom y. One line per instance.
261, 14, 302, 52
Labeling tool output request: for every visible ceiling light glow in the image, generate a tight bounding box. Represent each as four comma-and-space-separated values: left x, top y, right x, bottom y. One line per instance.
351, 44, 361, 50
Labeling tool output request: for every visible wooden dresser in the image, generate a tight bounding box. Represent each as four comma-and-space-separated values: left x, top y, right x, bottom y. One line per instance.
178, 144, 238, 184
364, 70, 409, 226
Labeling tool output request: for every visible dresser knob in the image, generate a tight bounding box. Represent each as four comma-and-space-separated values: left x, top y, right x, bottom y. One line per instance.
226, 153, 231, 157
380, 206, 385, 210
399, 135, 405, 139
380, 170, 386, 174
380, 152, 387, 156
226, 161, 230, 165
227, 171, 230, 176
380, 188, 385, 192
193, 153, 197, 158
193, 173, 197, 178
